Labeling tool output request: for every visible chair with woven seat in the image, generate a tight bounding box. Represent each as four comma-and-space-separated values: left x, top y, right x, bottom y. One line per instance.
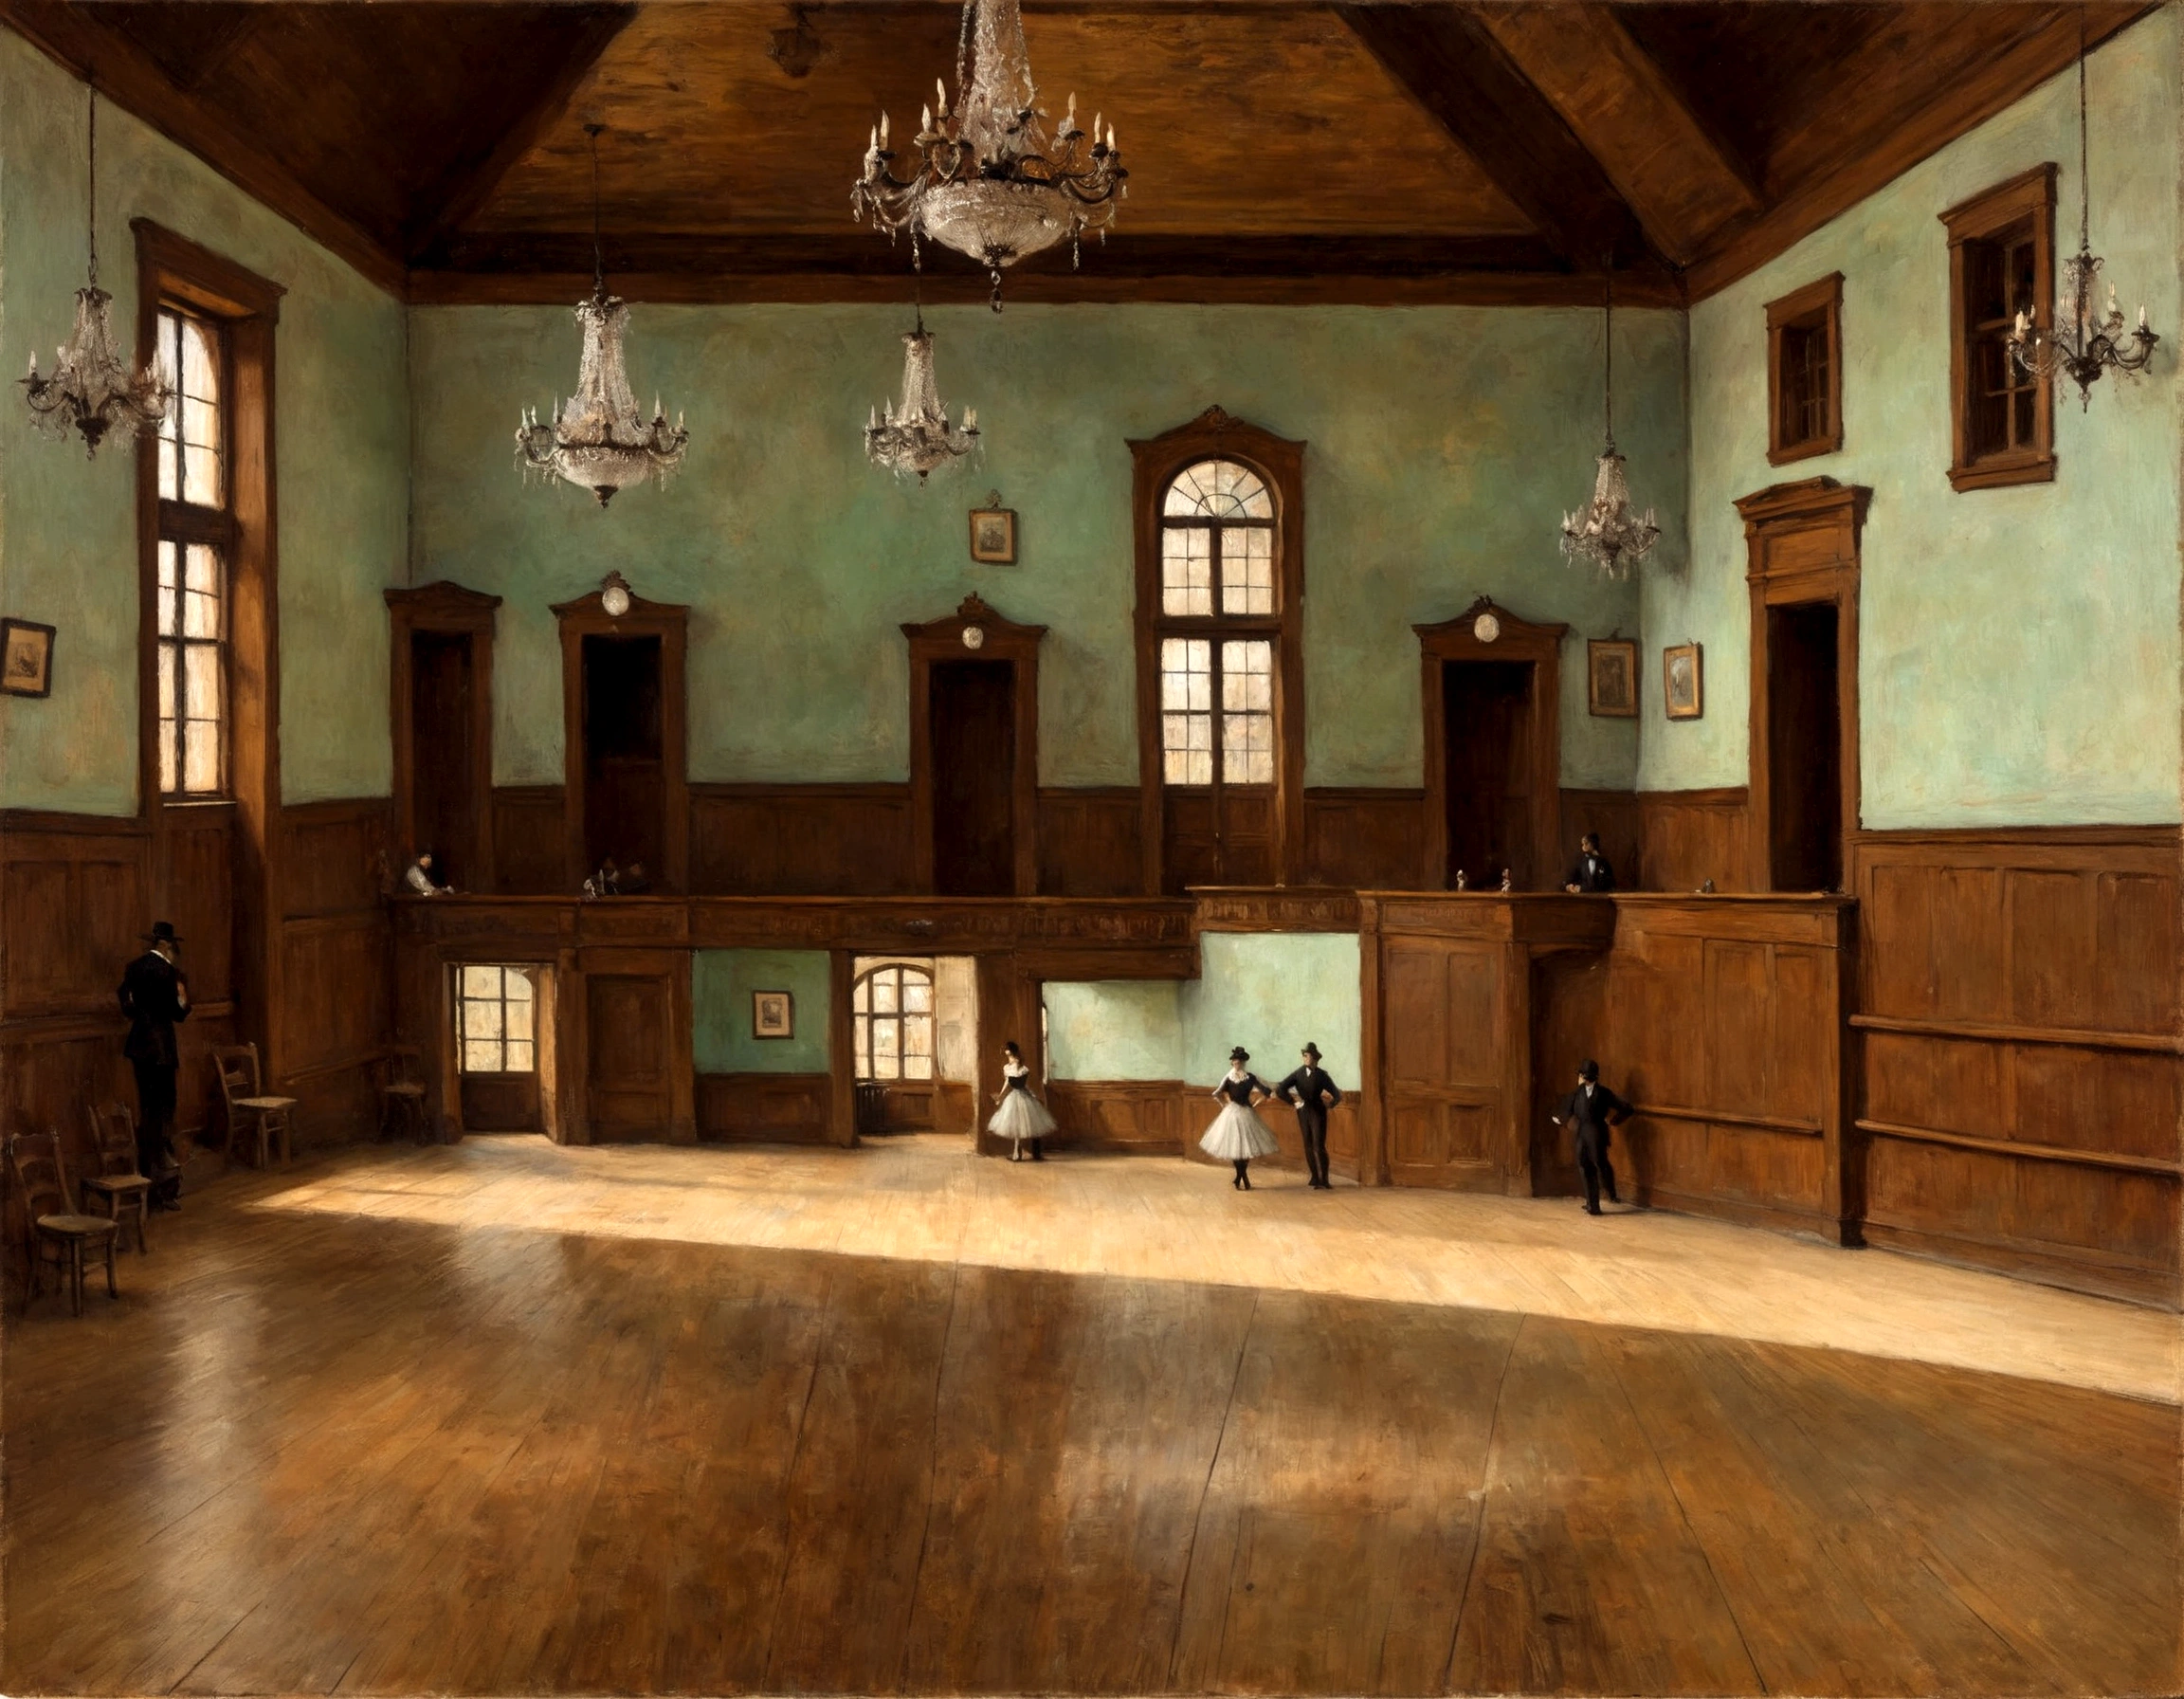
213, 1044, 295, 1169
9, 1130, 120, 1316
377, 1046, 430, 1143
81, 1102, 153, 1253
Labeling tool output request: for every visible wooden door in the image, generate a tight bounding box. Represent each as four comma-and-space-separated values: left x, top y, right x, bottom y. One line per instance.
410, 630, 475, 888
1442, 661, 1535, 888
581, 958, 691, 1141
1379, 936, 1516, 1190
582, 634, 665, 883
931, 660, 1015, 896
1766, 600, 1843, 891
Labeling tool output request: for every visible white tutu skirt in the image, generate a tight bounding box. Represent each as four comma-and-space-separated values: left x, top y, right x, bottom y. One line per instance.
1200, 1102, 1280, 1160
988, 1088, 1057, 1142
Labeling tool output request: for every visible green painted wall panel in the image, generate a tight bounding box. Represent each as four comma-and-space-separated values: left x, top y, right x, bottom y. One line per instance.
1043, 978, 1183, 1081
0, 28, 407, 813
692, 948, 830, 1074
408, 301, 1683, 792
1659, 7, 2182, 826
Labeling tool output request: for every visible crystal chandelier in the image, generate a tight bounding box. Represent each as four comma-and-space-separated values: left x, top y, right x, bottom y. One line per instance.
867, 308, 979, 482
852, 0, 1125, 310
2008, 17, 2159, 408
21, 88, 173, 457
516, 125, 687, 507
1560, 266, 1659, 580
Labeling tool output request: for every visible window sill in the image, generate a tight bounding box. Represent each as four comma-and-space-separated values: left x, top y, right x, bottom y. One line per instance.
1948, 449, 2054, 492
1767, 431, 1843, 468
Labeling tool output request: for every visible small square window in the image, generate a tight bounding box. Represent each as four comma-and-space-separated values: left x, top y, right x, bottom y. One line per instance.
1941, 165, 2056, 492
1765, 273, 1842, 466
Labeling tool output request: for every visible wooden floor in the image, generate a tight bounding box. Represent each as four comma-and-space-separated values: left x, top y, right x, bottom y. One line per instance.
5, 1136, 2177, 1697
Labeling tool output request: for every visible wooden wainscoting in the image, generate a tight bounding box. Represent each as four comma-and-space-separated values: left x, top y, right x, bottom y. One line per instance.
1638, 788, 1752, 892
276, 798, 393, 1147
1038, 788, 1140, 896
1850, 826, 2181, 1306
491, 786, 567, 894
690, 784, 917, 895
696, 1072, 832, 1144
1301, 789, 1424, 890
1559, 789, 1642, 893
1597, 896, 1856, 1241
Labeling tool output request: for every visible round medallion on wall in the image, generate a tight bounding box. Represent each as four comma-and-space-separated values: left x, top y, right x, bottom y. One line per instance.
961, 625, 987, 649
1472, 612, 1501, 644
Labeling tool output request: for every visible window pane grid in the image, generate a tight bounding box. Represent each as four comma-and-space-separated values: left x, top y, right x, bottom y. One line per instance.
155, 307, 229, 798
853, 964, 936, 1084
455, 965, 537, 1074
157, 308, 224, 508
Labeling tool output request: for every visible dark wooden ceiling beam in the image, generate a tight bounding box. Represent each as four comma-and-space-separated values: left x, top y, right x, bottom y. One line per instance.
407, 231, 1687, 307
1334, 2, 1657, 273
399, 4, 637, 265
1476, 3, 1760, 267
0, 0, 407, 294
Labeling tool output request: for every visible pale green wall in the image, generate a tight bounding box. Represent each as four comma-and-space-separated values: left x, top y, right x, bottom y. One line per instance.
1659, 7, 2183, 827
692, 948, 830, 1073
0, 27, 408, 813
1046, 931, 1360, 1086
408, 302, 1684, 792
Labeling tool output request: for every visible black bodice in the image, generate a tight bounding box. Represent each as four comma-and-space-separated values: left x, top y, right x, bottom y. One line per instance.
1215, 1074, 1265, 1105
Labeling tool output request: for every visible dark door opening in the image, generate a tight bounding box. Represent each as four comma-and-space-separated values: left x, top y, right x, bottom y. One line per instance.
1767, 600, 1843, 891
931, 660, 1015, 896
583, 633, 664, 886
1442, 660, 1535, 889
410, 630, 475, 889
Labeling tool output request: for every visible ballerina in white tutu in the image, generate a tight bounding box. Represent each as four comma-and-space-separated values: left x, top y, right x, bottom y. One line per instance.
987, 1040, 1057, 1161
1201, 1047, 1281, 1189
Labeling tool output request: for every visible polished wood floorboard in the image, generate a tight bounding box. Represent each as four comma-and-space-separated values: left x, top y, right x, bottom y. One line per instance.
4, 1135, 2176, 1696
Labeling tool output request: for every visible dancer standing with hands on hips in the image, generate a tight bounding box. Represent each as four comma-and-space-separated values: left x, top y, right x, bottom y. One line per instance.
987, 1040, 1056, 1161
1201, 1048, 1281, 1188
1275, 1043, 1343, 1190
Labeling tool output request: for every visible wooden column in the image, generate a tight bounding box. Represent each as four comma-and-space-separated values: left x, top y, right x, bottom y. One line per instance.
828, 949, 857, 1147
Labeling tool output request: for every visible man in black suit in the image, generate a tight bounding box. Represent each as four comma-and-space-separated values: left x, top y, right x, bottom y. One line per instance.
1563, 833, 1617, 893
1551, 1058, 1632, 1215
1275, 1043, 1344, 1190
118, 921, 191, 1211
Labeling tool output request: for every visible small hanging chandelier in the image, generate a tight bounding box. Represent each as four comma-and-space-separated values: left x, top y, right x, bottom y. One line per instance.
516, 125, 687, 507
866, 304, 978, 482
2009, 12, 2159, 408
1560, 265, 1659, 581
21, 87, 173, 457
852, 0, 1125, 310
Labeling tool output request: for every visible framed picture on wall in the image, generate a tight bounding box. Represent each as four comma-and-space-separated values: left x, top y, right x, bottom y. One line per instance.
968, 506, 1017, 564
753, 991, 794, 1039
1, 618, 55, 699
1587, 639, 1637, 717
1664, 643, 1704, 721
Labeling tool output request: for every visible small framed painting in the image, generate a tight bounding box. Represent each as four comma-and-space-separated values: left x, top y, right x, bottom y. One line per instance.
753, 990, 794, 1040
1664, 643, 1704, 721
968, 506, 1017, 564
1587, 639, 1637, 718
1, 619, 55, 699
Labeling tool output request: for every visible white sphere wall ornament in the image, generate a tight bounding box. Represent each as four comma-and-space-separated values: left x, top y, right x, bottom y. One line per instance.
1472, 612, 1502, 644
961, 624, 987, 649
600, 573, 632, 618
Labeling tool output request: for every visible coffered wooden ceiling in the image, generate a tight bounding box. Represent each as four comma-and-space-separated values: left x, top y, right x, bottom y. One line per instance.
0, 0, 2152, 306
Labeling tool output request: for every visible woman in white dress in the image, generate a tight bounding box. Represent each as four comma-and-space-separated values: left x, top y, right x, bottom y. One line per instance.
1201, 1047, 1281, 1189
987, 1041, 1057, 1161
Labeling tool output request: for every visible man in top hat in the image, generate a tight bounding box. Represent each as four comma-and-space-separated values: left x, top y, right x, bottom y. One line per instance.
1550, 1058, 1633, 1215
1275, 1043, 1344, 1190
118, 921, 191, 1211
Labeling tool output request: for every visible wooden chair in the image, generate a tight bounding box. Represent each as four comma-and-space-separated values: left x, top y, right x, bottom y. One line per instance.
377, 1046, 430, 1144
212, 1045, 296, 1169
81, 1102, 153, 1253
9, 1131, 119, 1316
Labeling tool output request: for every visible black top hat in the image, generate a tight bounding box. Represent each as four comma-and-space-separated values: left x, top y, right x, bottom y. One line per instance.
1301, 1042, 1321, 1059
1228, 1046, 1250, 1063
141, 921, 182, 944
1577, 1058, 1599, 1081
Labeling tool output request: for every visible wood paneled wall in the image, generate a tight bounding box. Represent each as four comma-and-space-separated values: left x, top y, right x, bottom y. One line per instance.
1849, 827, 2181, 1306
276, 799, 395, 1144
697, 1072, 832, 1143
1046, 1078, 1362, 1178
492, 786, 572, 894
1637, 788, 1753, 893
1037, 788, 1140, 897
691, 784, 916, 896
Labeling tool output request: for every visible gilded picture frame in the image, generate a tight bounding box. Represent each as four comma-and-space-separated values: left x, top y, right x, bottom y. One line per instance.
1588, 638, 1638, 718
1664, 642, 1704, 721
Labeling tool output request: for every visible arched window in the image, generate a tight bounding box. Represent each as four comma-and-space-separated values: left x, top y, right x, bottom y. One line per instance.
853, 962, 934, 1082
1132, 411, 1303, 891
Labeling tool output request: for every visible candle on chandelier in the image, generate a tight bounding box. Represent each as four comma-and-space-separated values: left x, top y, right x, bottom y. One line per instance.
963, 408, 977, 430
880, 112, 890, 147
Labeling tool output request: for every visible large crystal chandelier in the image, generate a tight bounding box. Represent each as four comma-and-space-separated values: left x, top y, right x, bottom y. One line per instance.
2008, 17, 2159, 408
21, 88, 172, 457
1560, 266, 1659, 580
867, 308, 979, 482
516, 125, 687, 507
852, 0, 1125, 310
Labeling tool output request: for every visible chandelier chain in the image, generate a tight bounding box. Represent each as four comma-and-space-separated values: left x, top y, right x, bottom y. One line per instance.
86, 87, 98, 288
587, 122, 606, 298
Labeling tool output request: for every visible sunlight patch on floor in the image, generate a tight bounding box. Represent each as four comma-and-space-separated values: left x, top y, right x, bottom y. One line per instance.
250, 1134, 2181, 1404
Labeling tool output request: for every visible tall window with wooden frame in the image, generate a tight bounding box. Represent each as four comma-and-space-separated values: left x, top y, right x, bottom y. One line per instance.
1130, 409, 1304, 895
152, 303, 230, 796
1766, 273, 1843, 466
1941, 165, 2056, 491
